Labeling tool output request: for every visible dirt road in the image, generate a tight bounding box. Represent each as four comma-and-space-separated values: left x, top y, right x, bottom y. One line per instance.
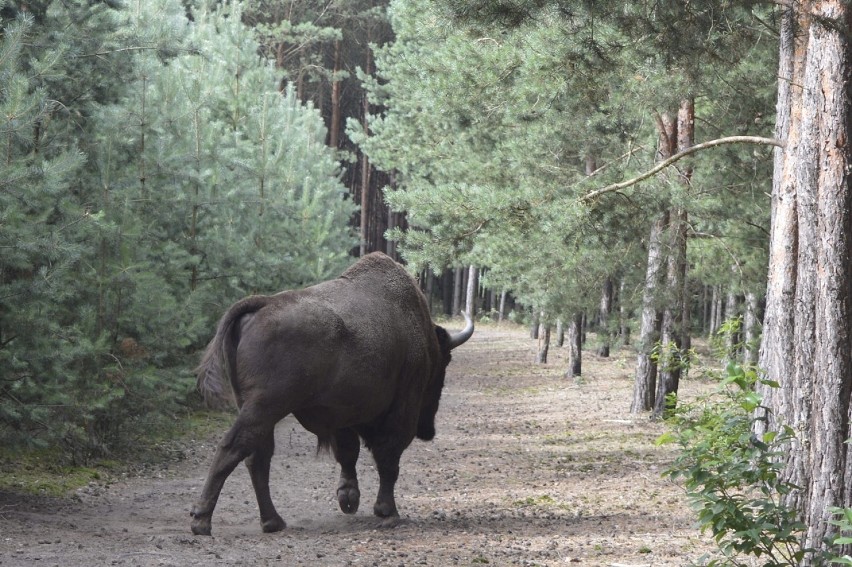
0, 325, 713, 566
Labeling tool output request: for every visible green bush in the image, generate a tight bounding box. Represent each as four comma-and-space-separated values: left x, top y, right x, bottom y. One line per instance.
658, 363, 808, 566
829, 508, 852, 565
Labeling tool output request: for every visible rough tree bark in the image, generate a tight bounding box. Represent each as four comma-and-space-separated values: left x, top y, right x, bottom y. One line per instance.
536, 322, 551, 364
618, 279, 630, 345
358, 37, 373, 257
708, 285, 720, 336
452, 267, 463, 316
597, 277, 613, 357
631, 111, 677, 413
723, 290, 740, 362
464, 265, 478, 317
742, 291, 759, 367
497, 290, 507, 325
329, 39, 342, 150
757, 2, 852, 556
530, 310, 540, 340
565, 312, 583, 379
653, 98, 693, 419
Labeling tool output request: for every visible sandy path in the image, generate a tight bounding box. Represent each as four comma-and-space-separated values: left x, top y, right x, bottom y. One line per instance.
0, 325, 713, 566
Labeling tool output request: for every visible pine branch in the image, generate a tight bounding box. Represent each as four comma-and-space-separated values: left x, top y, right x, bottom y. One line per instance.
579, 136, 783, 203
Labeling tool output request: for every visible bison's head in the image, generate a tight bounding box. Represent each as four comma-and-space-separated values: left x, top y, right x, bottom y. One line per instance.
416, 311, 474, 441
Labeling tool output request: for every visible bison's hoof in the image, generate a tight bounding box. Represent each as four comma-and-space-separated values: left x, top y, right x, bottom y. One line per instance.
373, 500, 398, 519
378, 515, 403, 529
190, 518, 212, 536
190, 508, 212, 536
337, 486, 361, 514
261, 514, 286, 533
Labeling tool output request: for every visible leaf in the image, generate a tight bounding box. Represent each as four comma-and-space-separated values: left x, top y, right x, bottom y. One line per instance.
655, 432, 677, 446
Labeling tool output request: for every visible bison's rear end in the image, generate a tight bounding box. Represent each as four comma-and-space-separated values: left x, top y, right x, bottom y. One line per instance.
196, 295, 274, 408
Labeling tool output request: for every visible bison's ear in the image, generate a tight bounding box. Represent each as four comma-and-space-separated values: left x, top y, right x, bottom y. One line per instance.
434, 325, 452, 357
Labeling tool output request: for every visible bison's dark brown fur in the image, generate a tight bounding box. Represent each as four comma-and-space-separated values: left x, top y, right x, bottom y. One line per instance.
190, 252, 473, 536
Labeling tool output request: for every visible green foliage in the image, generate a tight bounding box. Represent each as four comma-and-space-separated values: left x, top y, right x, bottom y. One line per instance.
0, 9, 100, 458
358, 0, 776, 329
358, 0, 652, 319
711, 316, 757, 363
659, 363, 808, 565
1, 0, 356, 464
651, 340, 697, 376
829, 508, 852, 565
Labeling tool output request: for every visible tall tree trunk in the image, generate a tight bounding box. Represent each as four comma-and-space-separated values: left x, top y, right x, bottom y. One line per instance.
759, 2, 852, 556
464, 265, 478, 316
386, 207, 397, 259
743, 291, 760, 367
724, 290, 740, 361
452, 267, 463, 316
497, 290, 507, 325
619, 279, 630, 345
556, 319, 565, 347
565, 312, 583, 379
329, 40, 342, 150
631, 210, 667, 413
536, 322, 551, 364
654, 99, 694, 419
358, 39, 373, 257
654, 209, 687, 418
597, 277, 613, 357
632, 111, 677, 413
442, 268, 453, 316
708, 285, 719, 336
756, 0, 798, 437
530, 310, 540, 339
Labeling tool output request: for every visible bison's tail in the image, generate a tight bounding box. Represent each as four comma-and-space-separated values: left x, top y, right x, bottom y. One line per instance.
195, 296, 272, 407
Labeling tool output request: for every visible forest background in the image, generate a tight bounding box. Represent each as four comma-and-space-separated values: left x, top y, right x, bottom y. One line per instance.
0, 0, 773, 456
3, 0, 851, 563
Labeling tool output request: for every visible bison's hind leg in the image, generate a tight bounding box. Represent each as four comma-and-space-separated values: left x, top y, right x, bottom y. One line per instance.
331, 429, 361, 514
245, 430, 286, 533
190, 410, 282, 536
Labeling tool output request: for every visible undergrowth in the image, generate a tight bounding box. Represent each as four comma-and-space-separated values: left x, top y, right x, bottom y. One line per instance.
0, 409, 232, 497
660, 361, 852, 566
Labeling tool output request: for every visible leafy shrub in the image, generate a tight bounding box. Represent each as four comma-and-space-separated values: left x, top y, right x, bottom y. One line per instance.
651, 339, 697, 377
829, 508, 852, 565
658, 362, 808, 566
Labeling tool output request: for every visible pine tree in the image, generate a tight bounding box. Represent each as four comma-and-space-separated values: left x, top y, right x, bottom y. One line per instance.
245, 1, 393, 256
361, 0, 776, 393
1, 0, 357, 460
0, 15, 95, 452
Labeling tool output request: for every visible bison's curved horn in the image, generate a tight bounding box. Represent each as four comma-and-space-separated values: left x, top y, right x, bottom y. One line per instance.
449, 310, 475, 349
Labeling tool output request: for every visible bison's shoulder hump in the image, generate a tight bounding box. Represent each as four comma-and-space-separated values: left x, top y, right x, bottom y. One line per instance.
340, 254, 419, 294
340, 252, 404, 279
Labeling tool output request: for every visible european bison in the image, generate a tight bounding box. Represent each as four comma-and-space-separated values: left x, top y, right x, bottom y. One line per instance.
190, 252, 473, 535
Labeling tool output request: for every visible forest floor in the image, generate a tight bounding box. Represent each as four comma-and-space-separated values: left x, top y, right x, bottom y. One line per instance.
0, 323, 719, 566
